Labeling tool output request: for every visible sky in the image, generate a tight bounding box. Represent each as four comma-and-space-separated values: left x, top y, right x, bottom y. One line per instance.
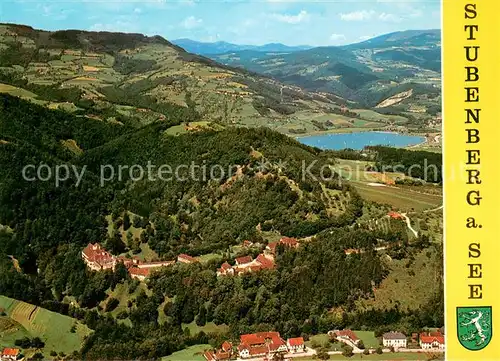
0, 0, 441, 46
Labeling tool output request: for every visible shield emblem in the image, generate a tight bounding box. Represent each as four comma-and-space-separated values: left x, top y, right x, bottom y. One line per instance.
457, 306, 492, 350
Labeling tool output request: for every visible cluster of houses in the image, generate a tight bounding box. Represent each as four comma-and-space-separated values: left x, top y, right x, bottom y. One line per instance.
217, 237, 299, 277
1, 348, 20, 361
204, 332, 305, 361
82, 243, 198, 281
382, 330, 445, 350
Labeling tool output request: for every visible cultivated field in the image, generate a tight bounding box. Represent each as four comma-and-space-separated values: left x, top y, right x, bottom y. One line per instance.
334, 159, 442, 212
161, 344, 211, 361
0, 296, 92, 356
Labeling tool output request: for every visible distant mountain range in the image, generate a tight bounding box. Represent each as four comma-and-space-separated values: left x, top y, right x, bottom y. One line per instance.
172, 38, 312, 55
200, 30, 441, 107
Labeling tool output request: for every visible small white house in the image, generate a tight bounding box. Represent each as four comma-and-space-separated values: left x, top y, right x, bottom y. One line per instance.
382, 332, 407, 349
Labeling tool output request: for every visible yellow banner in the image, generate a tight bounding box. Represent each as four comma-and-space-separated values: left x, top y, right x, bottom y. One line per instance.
444, 0, 500, 360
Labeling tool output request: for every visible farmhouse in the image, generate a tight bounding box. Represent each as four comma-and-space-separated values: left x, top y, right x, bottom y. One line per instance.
237, 332, 287, 359
177, 254, 198, 264
328, 330, 361, 347
266, 237, 299, 254
203, 342, 233, 361
128, 266, 150, 281
419, 332, 445, 350
383, 332, 407, 349
286, 337, 305, 353
235, 255, 253, 266
1, 348, 20, 361
217, 262, 234, 276
218, 253, 275, 277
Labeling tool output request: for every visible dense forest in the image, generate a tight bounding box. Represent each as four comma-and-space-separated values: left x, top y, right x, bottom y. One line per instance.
366, 146, 442, 183
0, 94, 443, 359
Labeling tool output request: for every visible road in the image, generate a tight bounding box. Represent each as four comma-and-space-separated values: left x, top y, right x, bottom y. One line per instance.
401, 213, 418, 238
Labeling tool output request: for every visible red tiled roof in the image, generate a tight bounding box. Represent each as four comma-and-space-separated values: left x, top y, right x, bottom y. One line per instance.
335, 330, 359, 342
129, 267, 150, 277
246, 345, 268, 356
287, 337, 304, 346
2, 348, 20, 357
235, 255, 253, 265
256, 254, 275, 269
178, 254, 197, 263
221, 341, 232, 352
82, 243, 114, 266
267, 242, 278, 252
203, 350, 216, 361
388, 211, 404, 219
280, 237, 298, 247
420, 333, 445, 345
220, 262, 232, 270
241, 333, 266, 346
215, 350, 231, 360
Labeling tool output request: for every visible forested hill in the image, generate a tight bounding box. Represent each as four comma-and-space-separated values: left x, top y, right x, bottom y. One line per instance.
0, 94, 444, 359
208, 29, 441, 108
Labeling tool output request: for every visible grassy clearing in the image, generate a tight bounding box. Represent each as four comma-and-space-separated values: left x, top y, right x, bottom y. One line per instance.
100, 280, 149, 317
305, 334, 344, 352
161, 344, 211, 361
354, 109, 409, 124
354, 331, 380, 348
0, 296, 91, 356
0, 83, 38, 99
182, 321, 229, 335
351, 182, 442, 212
197, 253, 223, 263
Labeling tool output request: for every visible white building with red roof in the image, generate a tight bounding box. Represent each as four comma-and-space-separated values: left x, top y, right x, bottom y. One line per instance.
177, 254, 198, 264
419, 332, 445, 350
235, 255, 253, 266
266, 237, 299, 255
128, 267, 150, 281
238, 332, 287, 359
82, 243, 115, 271
287, 337, 305, 353
203, 342, 233, 361
82, 243, 175, 280
1, 348, 20, 361
329, 329, 361, 347
217, 262, 234, 276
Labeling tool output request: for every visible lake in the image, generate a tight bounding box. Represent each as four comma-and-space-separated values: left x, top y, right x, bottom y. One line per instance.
297, 132, 425, 150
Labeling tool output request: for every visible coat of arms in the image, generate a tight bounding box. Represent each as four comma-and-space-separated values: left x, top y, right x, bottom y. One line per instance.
457, 306, 492, 351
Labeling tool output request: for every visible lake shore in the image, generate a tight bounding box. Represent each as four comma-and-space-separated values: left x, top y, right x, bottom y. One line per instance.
296, 131, 427, 150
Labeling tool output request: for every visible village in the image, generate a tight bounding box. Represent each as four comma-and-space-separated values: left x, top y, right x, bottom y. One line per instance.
200, 328, 445, 361
1, 328, 445, 361
81, 236, 303, 281
80, 210, 409, 282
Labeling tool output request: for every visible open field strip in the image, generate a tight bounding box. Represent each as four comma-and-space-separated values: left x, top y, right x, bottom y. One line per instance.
0, 296, 92, 355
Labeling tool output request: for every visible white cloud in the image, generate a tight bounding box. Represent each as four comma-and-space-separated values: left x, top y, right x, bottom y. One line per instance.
270, 10, 310, 24
330, 33, 346, 41
340, 10, 376, 21
378, 12, 402, 22
134, 7, 142, 14
181, 16, 203, 29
